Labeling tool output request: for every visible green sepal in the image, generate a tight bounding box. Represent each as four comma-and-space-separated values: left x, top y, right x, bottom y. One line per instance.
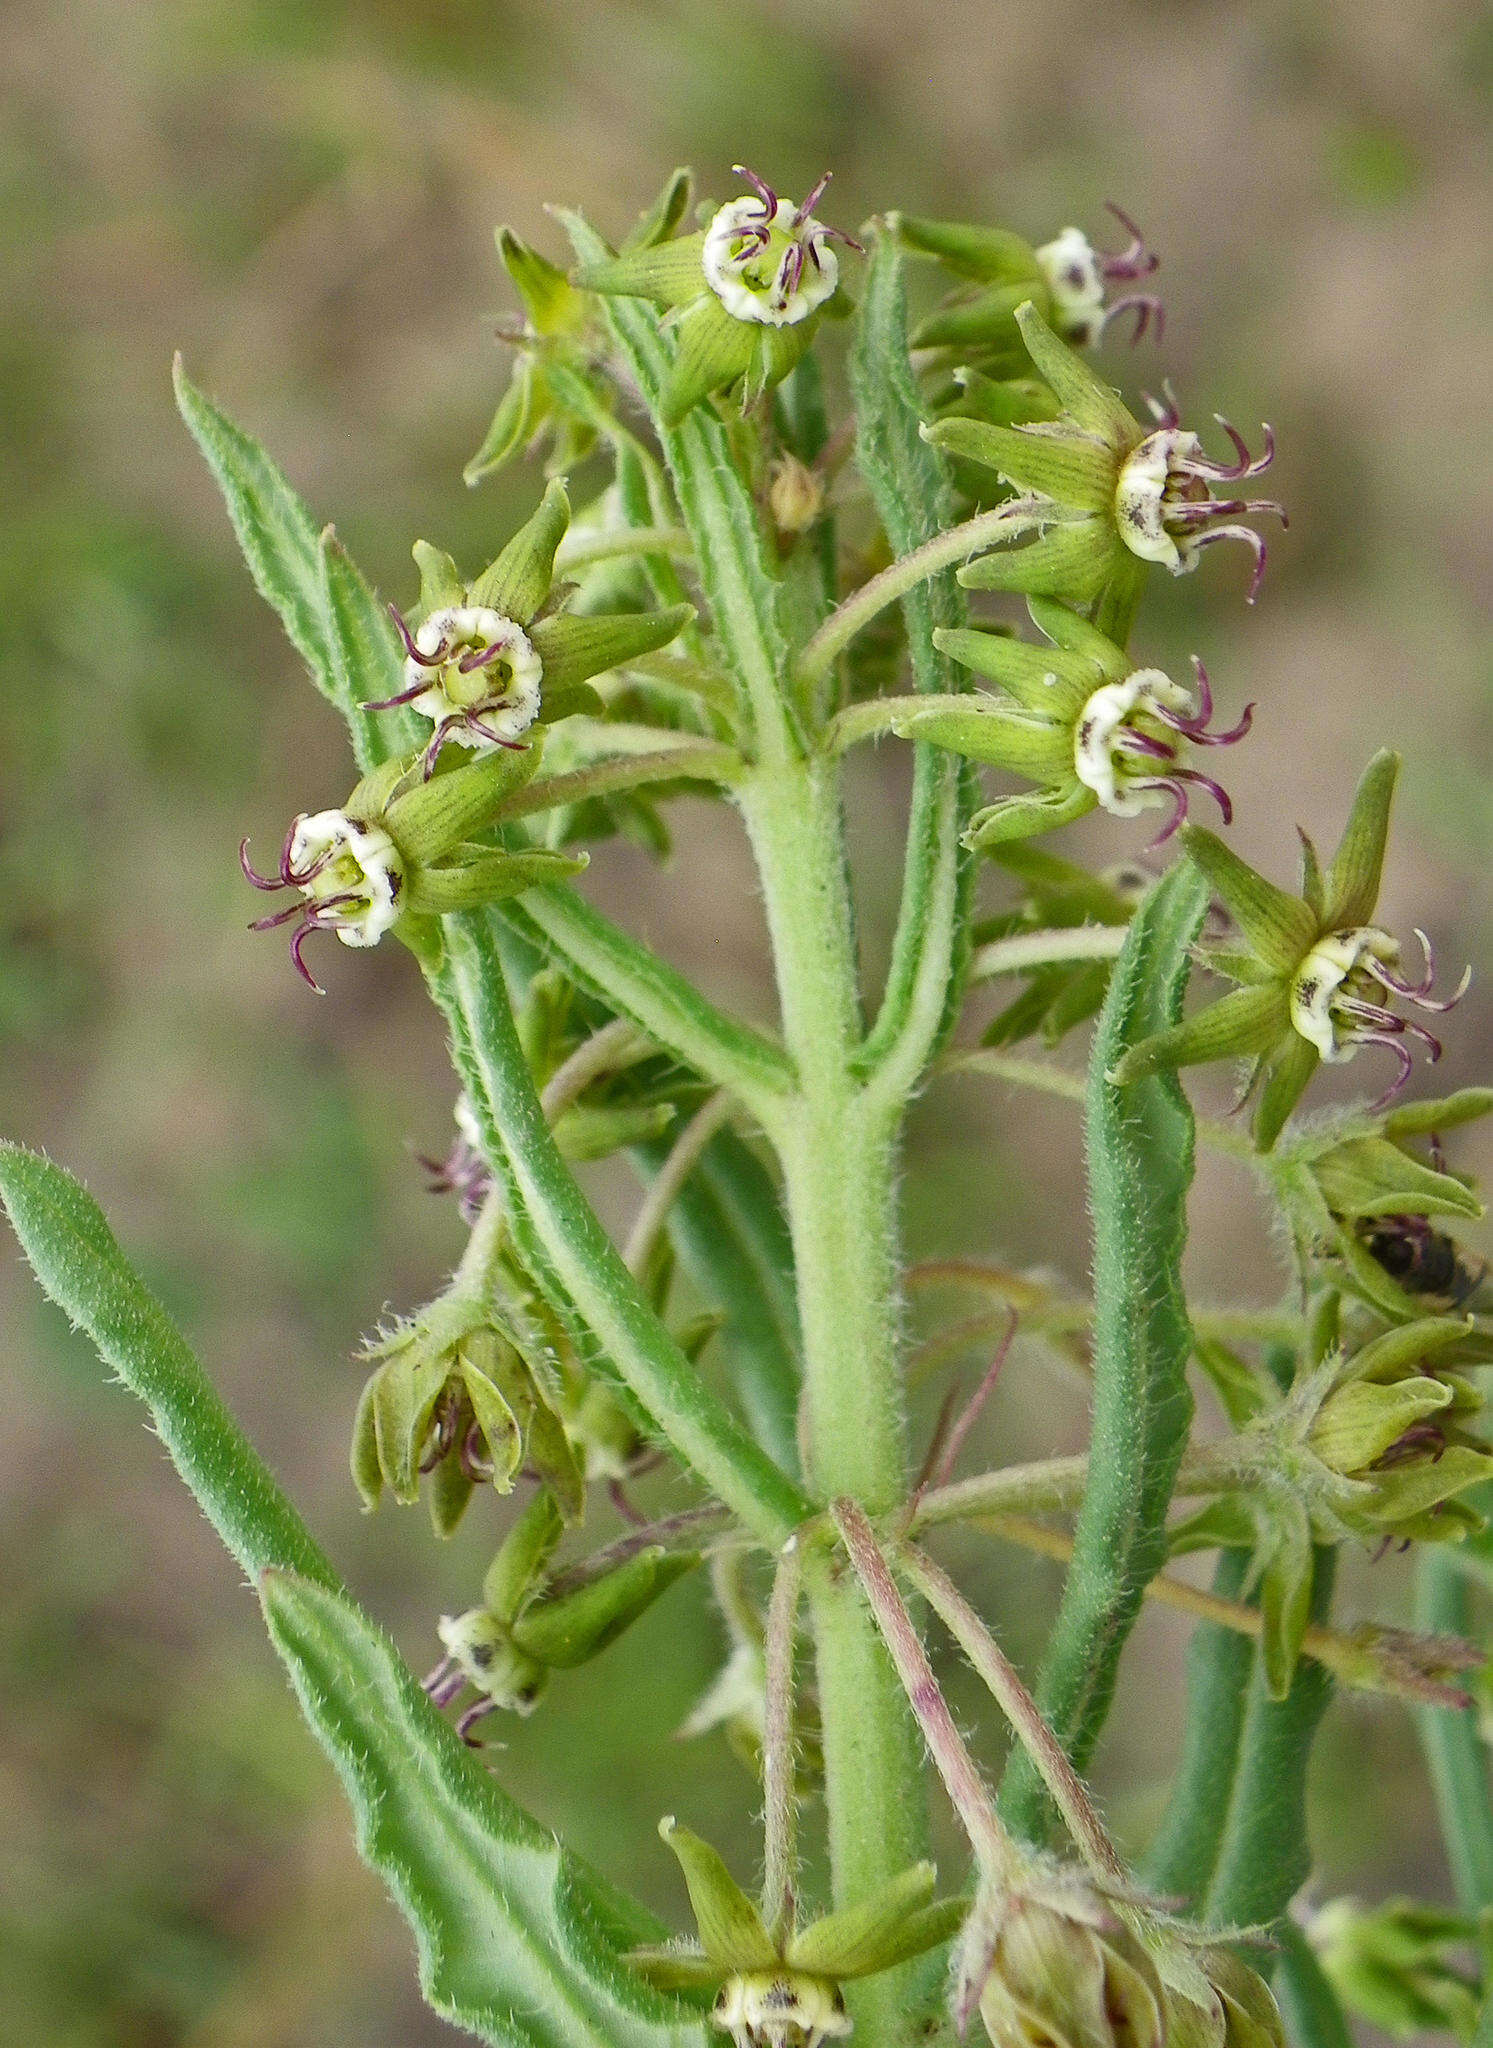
893, 699, 1071, 779
576, 235, 710, 310
464, 354, 547, 486
957, 516, 1119, 607
1167, 1494, 1261, 1558
1303, 1133, 1485, 1223
406, 848, 589, 916
535, 681, 608, 725
912, 280, 1032, 352
470, 477, 572, 622
529, 604, 696, 695
553, 1100, 677, 1163
350, 1372, 389, 1508
1309, 1374, 1454, 1475
514, 1548, 700, 1670
739, 320, 815, 411
1180, 825, 1318, 972
657, 1818, 779, 1973
1322, 749, 1400, 930
453, 1334, 527, 1489
385, 744, 546, 865
658, 294, 757, 424
625, 1947, 724, 1996
1259, 1493, 1317, 1700
412, 538, 467, 615
427, 1452, 475, 1537
1384, 1088, 1493, 1138
483, 1490, 566, 1624
890, 213, 1041, 282
925, 417, 1114, 511
1013, 299, 1139, 448
345, 753, 419, 826
623, 168, 694, 252
784, 1863, 941, 1977
1026, 595, 1131, 672
392, 912, 445, 976
933, 624, 1099, 716
498, 227, 587, 337
1110, 983, 1288, 1084
1297, 829, 1326, 921
964, 780, 1097, 849
1253, 1032, 1321, 1153
942, 368, 1061, 429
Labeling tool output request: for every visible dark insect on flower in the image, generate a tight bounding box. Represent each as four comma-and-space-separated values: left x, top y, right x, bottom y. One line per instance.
1361, 1213, 1488, 1308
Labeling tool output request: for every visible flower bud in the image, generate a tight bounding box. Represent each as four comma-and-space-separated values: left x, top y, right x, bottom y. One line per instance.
768, 454, 826, 538
1310, 1896, 1481, 2040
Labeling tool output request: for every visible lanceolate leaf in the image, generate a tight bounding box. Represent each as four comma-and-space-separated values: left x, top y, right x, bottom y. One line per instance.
0, 1143, 336, 1590
999, 861, 1210, 1840
851, 233, 976, 1088
0, 1142, 704, 2048
262, 1572, 704, 2048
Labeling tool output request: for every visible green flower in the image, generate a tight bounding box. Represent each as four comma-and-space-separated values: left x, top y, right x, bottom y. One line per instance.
370, 479, 694, 775
1269, 1088, 1493, 1319
924, 303, 1285, 633
897, 598, 1252, 850
575, 166, 862, 425
893, 203, 1163, 357
241, 742, 585, 992
952, 1861, 1166, 2048
1114, 750, 1470, 1149
1310, 1895, 1485, 2041
628, 1819, 961, 2047
425, 1495, 700, 1740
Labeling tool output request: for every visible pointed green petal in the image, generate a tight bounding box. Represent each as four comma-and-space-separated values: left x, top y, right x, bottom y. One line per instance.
1322, 748, 1400, 930
925, 417, 1113, 511
412, 538, 465, 615
933, 624, 1097, 716
890, 213, 1040, 283
659, 296, 756, 427
1252, 1031, 1321, 1152
912, 280, 1030, 351
463, 354, 547, 486
482, 1490, 565, 1623
1304, 1134, 1484, 1222
1180, 825, 1318, 972
513, 1548, 699, 1669
893, 700, 1071, 779
742, 319, 814, 409
1014, 300, 1139, 447
531, 604, 696, 695
625, 1947, 723, 1995
498, 227, 585, 337
576, 234, 710, 310
958, 517, 1118, 606
942, 369, 1061, 429
964, 780, 1097, 849
785, 1863, 937, 1977
657, 1819, 778, 1974
1110, 983, 1289, 1083
1260, 1497, 1316, 1701
1297, 829, 1325, 922
1384, 1087, 1493, 1138
470, 477, 571, 622
1025, 596, 1129, 677
385, 745, 545, 865
1342, 1315, 1473, 1386
406, 849, 589, 916
623, 168, 695, 252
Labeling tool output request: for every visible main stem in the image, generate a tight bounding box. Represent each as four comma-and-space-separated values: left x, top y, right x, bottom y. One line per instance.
740, 750, 929, 2048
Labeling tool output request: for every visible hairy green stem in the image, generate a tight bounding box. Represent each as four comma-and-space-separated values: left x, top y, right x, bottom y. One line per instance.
969, 925, 1130, 981
1416, 1548, 1493, 1915
909, 1434, 1264, 1532
795, 504, 1026, 695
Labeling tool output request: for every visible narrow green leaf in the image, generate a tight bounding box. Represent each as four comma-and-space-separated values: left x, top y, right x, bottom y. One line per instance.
1200, 1550, 1337, 1929
636, 1126, 802, 1478
1272, 1923, 1356, 2048
852, 233, 976, 1091
174, 357, 331, 693
261, 1571, 703, 2048
1416, 1546, 1493, 1916
0, 1142, 336, 1590
1141, 1550, 1256, 1904
503, 888, 794, 1107
434, 917, 811, 1543
999, 862, 1210, 1841
320, 526, 425, 770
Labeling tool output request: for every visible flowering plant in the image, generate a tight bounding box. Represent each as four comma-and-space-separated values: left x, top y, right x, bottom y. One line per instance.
5, 164, 1491, 2048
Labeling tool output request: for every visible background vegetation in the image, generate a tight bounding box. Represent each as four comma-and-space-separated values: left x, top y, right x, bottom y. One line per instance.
4, 2, 1493, 2041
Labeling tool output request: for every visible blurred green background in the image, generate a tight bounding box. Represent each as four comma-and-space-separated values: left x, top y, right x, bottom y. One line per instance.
5, 1, 1493, 2041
